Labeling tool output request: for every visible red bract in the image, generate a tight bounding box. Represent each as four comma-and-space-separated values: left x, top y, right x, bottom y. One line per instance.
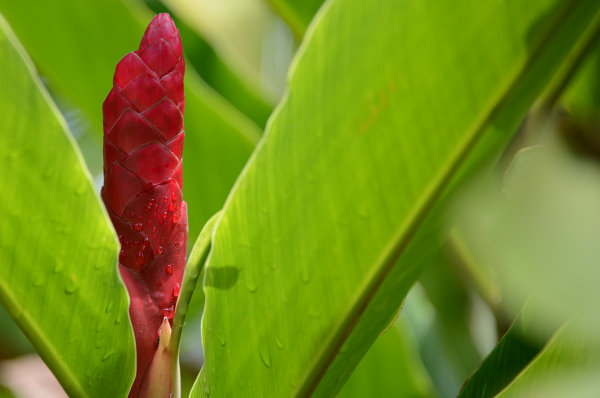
101, 13, 186, 397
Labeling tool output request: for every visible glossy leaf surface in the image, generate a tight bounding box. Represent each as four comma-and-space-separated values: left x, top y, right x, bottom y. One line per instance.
0, 13, 135, 397
192, 0, 600, 396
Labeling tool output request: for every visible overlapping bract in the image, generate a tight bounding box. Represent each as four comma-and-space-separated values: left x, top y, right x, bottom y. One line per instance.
101, 13, 186, 397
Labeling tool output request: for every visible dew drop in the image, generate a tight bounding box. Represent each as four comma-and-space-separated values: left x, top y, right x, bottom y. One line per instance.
101, 351, 114, 362
245, 274, 257, 293
119, 249, 127, 260
301, 266, 311, 284
173, 283, 180, 297
75, 183, 86, 196
142, 237, 149, 250
168, 202, 175, 212
259, 346, 271, 368
275, 336, 285, 350
32, 275, 45, 288
158, 245, 164, 254
52, 260, 64, 274
133, 222, 143, 231
162, 306, 174, 318
105, 301, 113, 314
165, 264, 173, 275
217, 331, 226, 347
172, 213, 178, 223
64, 277, 79, 294
125, 240, 131, 249
171, 192, 176, 201
118, 234, 124, 244
129, 212, 136, 219
136, 251, 145, 266
162, 211, 168, 220
163, 196, 168, 203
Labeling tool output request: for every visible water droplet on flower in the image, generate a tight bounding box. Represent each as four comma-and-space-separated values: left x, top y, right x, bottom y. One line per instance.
133, 222, 143, 231
172, 213, 178, 223
173, 283, 180, 297
158, 245, 164, 254
171, 192, 176, 201
136, 251, 145, 265
129, 212, 136, 219
142, 237, 149, 249
118, 234, 124, 244
145, 199, 154, 213
165, 264, 173, 274
163, 196, 168, 203
162, 306, 174, 318
119, 249, 127, 260
168, 202, 175, 212
125, 240, 131, 249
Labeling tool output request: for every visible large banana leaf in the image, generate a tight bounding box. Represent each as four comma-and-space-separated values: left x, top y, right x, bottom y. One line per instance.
191, 0, 600, 396
0, 0, 261, 242
0, 14, 135, 397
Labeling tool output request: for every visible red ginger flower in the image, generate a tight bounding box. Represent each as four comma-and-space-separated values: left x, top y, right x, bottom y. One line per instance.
101, 13, 186, 397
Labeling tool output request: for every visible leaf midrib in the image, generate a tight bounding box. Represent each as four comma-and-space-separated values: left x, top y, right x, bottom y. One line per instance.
0, 281, 87, 397
293, 0, 594, 395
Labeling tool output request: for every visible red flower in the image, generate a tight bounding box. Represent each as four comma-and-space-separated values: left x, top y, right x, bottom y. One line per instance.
101, 13, 186, 397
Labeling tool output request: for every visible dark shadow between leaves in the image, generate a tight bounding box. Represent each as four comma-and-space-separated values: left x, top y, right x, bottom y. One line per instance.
204, 266, 240, 290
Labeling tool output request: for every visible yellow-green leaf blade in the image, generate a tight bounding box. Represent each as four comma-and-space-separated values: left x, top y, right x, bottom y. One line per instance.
0, 14, 135, 398
194, 0, 600, 396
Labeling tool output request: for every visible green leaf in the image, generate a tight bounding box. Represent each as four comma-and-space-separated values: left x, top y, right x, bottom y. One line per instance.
459, 310, 546, 398
0, 13, 135, 398
0, 0, 261, 241
496, 325, 600, 397
337, 317, 435, 398
266, 0, 324, 38
170, 211, 222, 358
192, 0, 600, 396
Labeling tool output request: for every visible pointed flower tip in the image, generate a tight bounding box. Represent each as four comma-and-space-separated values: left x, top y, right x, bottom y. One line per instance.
140, 13, 178, 50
